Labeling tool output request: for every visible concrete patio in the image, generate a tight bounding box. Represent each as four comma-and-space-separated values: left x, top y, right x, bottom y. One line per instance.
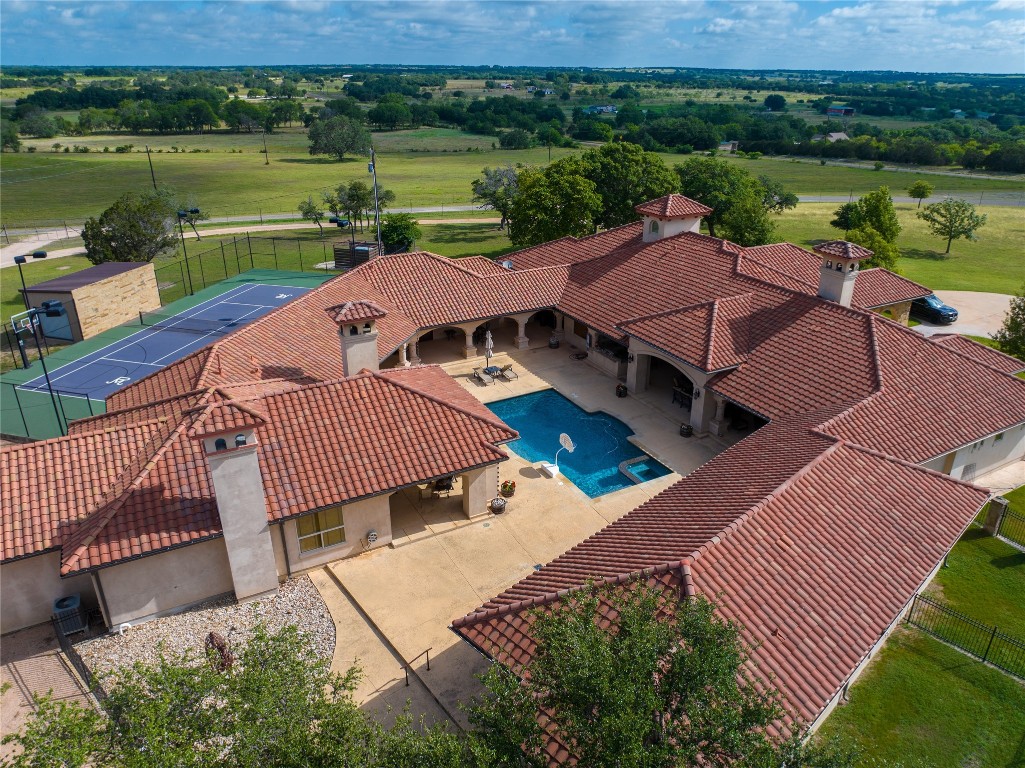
311, 340, 743, 728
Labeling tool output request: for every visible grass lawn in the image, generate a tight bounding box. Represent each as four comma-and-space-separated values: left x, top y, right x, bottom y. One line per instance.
817, 628, 1025, 768
772, 203, 1025, 294
929, 527, 1025, 637
1006, 485, 1025, 518
818, 522, 1025, 767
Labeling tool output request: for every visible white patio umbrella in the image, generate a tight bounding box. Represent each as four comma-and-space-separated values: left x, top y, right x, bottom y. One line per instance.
484, 329, 494, 364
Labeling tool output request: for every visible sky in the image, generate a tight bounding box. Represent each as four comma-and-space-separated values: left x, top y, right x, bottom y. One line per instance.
1, 0, 1023, 74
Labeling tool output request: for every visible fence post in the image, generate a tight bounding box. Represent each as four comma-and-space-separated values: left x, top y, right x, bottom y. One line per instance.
983, 625, 997, 663
220, 243, 229, 277
196, 251, 207, 290
10, 385, 30, 438
984, 497, 1009, 536
247, 233, 254, 270
1, 224, 8, 244
272, 238, 278, 270
298, 239, 303, 272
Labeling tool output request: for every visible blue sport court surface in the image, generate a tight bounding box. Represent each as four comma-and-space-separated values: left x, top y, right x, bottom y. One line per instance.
19, 283, 309, 401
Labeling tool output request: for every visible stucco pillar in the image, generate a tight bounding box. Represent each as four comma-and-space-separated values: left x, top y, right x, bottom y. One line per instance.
689, 386, 718, 437
398, 343, 409, 367
552, 313, 566, 341
515, 317, 530, 349
458, 323, 479, 358
709, 395, 728, 438
627, 352, 650, 394
983, 496, 1009, 536
461, 464, 499, 519
409, 340, 421, 366
891, 301, 911, 326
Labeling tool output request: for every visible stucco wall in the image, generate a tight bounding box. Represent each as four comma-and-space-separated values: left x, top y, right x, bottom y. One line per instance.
97, 538, 234, 627
1, 552, 96, 634
283, 495, 392, 573
929, 424, 1025, 483
72, 263, 160, 340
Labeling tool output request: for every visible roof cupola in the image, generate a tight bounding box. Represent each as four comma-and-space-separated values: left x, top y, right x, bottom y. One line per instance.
813, 240, 873, 308
635, 194, 713, 242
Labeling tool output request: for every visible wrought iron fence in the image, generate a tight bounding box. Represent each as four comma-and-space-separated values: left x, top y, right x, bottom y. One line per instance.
50, 615, 107, 703
997, 508, 1025, 550
906, 593, 1025, 679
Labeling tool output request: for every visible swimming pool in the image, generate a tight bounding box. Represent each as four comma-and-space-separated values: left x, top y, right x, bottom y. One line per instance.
487, 389, 673, 498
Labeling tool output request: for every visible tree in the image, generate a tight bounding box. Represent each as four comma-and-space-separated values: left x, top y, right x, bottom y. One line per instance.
764, 94, 787, 112
907, 180, 934, 209
830, 202, 863, 235
757, 175, 799, 214
299, 195, 325, 235
381, 214, 422, 253
508, 159, 601, 247
2, 626, 470, 767
499, 129, 532, 150
992, 284, 1025, 361
580, 142, 677, 229
468, 581, 855, 768
308, 116, 372, 161
846, 225, 900, 271
857, 186, 901, 243
19, 111, 58, 138
471, 166, 519, 230
81, 189, 178, 265
1, 119, 20, 151
917, 197, 988, 254
674, 157, 778, 245
367, 102, 411, 130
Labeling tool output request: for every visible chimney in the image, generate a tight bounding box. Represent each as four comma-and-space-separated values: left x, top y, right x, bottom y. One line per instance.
634, 194, 714, 243
325, 301, 387, 376
813, 240, 872, 308
189, 401, 279, 602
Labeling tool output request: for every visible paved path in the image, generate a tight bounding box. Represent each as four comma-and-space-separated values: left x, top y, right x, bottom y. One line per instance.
912, 291, 1014, 338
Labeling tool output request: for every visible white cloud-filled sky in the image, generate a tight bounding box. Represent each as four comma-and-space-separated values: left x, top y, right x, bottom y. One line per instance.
1, 0, 1023, 73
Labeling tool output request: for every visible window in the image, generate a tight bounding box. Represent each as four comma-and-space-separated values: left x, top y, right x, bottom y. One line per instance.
296, 507, 346, 553
995, 432, 1005, 442
214, 438, 227, 451
234, 434, 247, 448
649, 220, 659, 234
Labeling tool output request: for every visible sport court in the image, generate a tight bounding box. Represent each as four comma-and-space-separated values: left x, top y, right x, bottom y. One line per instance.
19, 283, 309, 401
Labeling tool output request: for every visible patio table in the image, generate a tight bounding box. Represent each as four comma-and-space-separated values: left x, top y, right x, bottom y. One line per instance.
483, 366, 501, 377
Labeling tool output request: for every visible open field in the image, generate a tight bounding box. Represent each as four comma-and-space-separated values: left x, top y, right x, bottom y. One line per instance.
4, 125, 1024, 226
774, 203, 1025, 294
817, 527, 1025, 767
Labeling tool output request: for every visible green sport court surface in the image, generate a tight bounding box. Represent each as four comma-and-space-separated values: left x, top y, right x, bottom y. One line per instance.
1, 269, 336, 441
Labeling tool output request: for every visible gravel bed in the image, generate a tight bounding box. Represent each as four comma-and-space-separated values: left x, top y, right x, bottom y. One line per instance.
78, 576, 335, 680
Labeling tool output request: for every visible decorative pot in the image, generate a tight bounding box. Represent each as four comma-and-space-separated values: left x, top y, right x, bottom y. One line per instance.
491, 497, 508, 514
500, 481, 516, 497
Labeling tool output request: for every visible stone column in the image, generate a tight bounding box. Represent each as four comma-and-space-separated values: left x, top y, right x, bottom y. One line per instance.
689, 386, 718, 437
409, 340, 421, 366
461, 464, 499, 519
459, 323, 478, 359
709, 395, 728, 438
398, 343, 409, 367
513, 314, 531, 350
626, 351, 650, 394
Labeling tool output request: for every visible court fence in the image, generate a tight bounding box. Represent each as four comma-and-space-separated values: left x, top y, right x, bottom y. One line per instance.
154, 234, 345, 306
0, 379, 98, 440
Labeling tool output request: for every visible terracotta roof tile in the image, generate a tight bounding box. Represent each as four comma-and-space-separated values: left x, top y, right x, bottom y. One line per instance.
814, 240, 874, 261
930, 334, 1025, 375
325, 300, 388, 323
634, 194, 713, 218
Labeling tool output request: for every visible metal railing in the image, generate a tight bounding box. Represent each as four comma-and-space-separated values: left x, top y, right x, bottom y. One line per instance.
401, 647, 433, 687
997, 508, 1025, 550
906, 593, 1025, 679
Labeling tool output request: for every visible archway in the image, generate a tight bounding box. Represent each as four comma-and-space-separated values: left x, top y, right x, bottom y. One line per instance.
645, 356, 696, 410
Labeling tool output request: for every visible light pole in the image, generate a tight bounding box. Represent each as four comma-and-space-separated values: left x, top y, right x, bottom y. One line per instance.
12, 300, 68, 435
12, 250, 47, 310
177, 209, 199, 295
368, 147, 383, 253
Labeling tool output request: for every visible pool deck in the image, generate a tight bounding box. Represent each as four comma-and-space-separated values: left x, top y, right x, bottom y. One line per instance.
310, 342, 742, 730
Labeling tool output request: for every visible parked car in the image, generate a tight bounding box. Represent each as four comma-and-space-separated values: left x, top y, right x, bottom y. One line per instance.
911, 294, 958, 325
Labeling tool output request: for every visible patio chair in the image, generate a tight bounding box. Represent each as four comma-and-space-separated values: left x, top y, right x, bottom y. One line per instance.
473, 367, 494, 386
498, 363, 518, 380
432, 476, 455, 496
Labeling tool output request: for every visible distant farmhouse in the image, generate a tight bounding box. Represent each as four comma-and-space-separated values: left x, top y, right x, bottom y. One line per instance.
4, 195, 1023, 758
582, 104, 618, 115
827, 104, 855, 118
812, 131, 851, 143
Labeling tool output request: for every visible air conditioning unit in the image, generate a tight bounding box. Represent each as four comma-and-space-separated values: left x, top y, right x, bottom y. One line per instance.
53, 593, 87, 636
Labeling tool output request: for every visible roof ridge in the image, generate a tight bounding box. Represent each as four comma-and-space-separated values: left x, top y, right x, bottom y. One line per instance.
688, 438, 843, 564
929, 334, 1025, 377
72, 388, 211, 430
618, 298, 717, 328
842, 440, 992, 495
2, 414, 174, 451
60, 415, 193, 575
866, 314, 885, 392
704, 298, 719, 370
366, 368, 519, 439
451, 561, 689, 629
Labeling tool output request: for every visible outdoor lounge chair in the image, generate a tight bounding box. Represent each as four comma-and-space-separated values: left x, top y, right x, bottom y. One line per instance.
498, 364, 518, 380
473, 367, 494, 386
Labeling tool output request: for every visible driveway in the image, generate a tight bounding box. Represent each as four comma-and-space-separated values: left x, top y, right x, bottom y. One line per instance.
912, 291, 1013, 339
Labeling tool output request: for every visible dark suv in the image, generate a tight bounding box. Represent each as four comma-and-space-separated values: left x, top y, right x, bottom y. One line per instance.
911, 294, 958, 325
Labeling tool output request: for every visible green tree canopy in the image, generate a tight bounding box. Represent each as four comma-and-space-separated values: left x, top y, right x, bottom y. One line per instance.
992, 283, 1025, 361
830, 201, 863, 234
845, 225, 901, 271
298, 195, 325, 235
917, 197, 988, 254
471, 166, 519, 230
580, 142, 677, 229
764, 94, 787, 111
308, 115, 372, 160
81, 188, 179, 265
499, 128, 532, 149
508, 158, 601, 247
906, 180, 934, 209
2, 625, 470, 767
674, 156, 781, 245
857, 186, 901, 243
381, 213, 422, 253
468, 581, 856, 768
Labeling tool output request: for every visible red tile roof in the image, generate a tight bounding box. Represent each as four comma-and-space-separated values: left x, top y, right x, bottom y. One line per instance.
325, 300, 388, 323
619, 294, 753, 372
930, 334, 1025, 375
634, 194, 713, 218
3, 367, 516, 572
814, 240, 874, 261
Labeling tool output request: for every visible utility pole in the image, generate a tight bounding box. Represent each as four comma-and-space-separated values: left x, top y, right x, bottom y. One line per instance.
263, 130, 270, 166
145, 145, 158, 190
369, 147, 383, 253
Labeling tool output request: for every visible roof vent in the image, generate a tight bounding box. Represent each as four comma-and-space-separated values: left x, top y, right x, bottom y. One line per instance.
366, 529, 379, 544
499, 259, 514, 270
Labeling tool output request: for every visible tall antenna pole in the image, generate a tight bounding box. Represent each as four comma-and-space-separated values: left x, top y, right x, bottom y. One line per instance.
369, 146, 383, 253
145, 145, 158, 190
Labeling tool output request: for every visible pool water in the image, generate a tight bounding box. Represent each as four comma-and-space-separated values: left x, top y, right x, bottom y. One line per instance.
487, 389, 673, 498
